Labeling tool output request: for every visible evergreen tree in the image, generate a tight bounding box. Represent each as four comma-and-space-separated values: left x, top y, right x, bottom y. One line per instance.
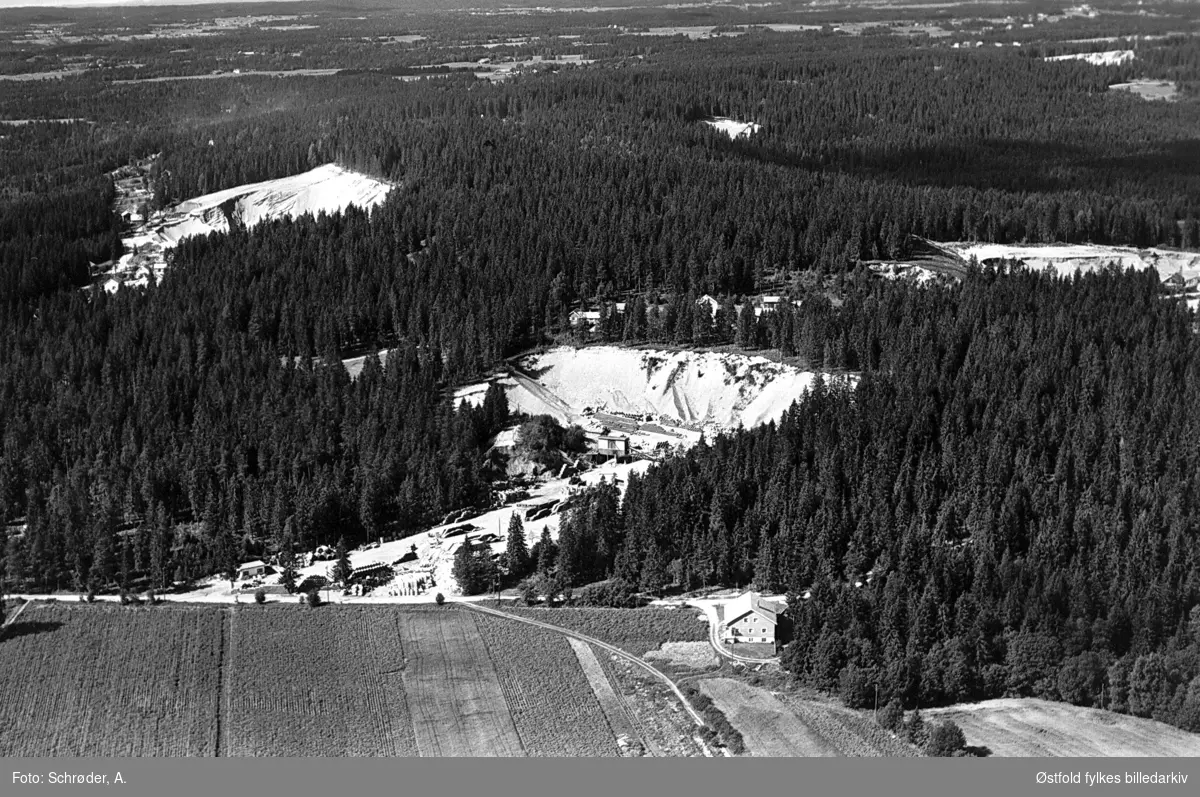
504, 514, 530, 580
878, 697, 905, 731
332, 536, 352, 586
4, 535, 26, 593
533, 526, 557, 576
90, 532, 115, 589
905, 709, 928, 747
640, 543, 669, 596
482, 381, 510, 434
623, 295, 647, 342
735, 303, 756, 348
278, 534, 299, 594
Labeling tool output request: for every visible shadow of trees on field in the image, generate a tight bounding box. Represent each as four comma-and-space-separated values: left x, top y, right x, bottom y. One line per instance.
964, 744, 993, 757
0, 620, 63, 643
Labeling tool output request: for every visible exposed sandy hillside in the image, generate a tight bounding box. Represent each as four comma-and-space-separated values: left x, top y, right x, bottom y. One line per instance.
948, 242, 1200, 281
1045, 49, 1135, 66
704, 117, 760, 140
458, 346, 832, 435
102, 163, 392, 292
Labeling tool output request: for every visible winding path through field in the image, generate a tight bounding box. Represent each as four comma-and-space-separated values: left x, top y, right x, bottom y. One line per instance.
457, 601, 706, 728
1, 599, 31, 630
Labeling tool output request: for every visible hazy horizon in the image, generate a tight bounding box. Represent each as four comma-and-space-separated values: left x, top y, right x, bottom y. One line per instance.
0, 0, 314, 9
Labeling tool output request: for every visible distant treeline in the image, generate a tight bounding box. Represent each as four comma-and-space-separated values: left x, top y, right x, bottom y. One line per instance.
7, 31, 1200, 306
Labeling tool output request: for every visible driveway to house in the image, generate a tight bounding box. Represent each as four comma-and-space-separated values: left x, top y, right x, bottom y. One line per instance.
685, 598, 780, 665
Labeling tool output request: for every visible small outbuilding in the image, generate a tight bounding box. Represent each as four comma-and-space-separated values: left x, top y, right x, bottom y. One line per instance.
237, 560, 274, 581
592, 433, 630, 461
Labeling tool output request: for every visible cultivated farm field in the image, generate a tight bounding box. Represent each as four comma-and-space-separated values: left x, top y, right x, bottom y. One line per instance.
0, 602, 644, 757
227, 607, 418, 756
0, 602, 223, 756
396, 608, 525, 756
472, 612, 620, 756
927, 699, 1200, 757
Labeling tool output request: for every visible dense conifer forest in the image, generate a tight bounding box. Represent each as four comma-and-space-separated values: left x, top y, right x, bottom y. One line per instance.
568, 266, 1200, 730
2, 0, 1199, 730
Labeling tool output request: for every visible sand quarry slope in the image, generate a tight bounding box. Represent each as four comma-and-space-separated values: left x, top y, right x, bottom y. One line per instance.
1045, 50, 1135, 66
103, 163, 392, 292
458, 346, 828, 433
948, 242, 1200, 281
704, 117, 760, 140
165, 163, 391, 241
927, 699, 1200, 757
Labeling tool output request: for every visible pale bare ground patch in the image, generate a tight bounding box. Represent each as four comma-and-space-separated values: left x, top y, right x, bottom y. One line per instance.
1109, 80, 1178, 101
927, 699, 1200, 757
114, 69, 342, 83
0, 69, 85, 81
568, 638, 649, 755
396, 609, 524, 756
700, 678, 840, 757
644, 641, 719, 669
